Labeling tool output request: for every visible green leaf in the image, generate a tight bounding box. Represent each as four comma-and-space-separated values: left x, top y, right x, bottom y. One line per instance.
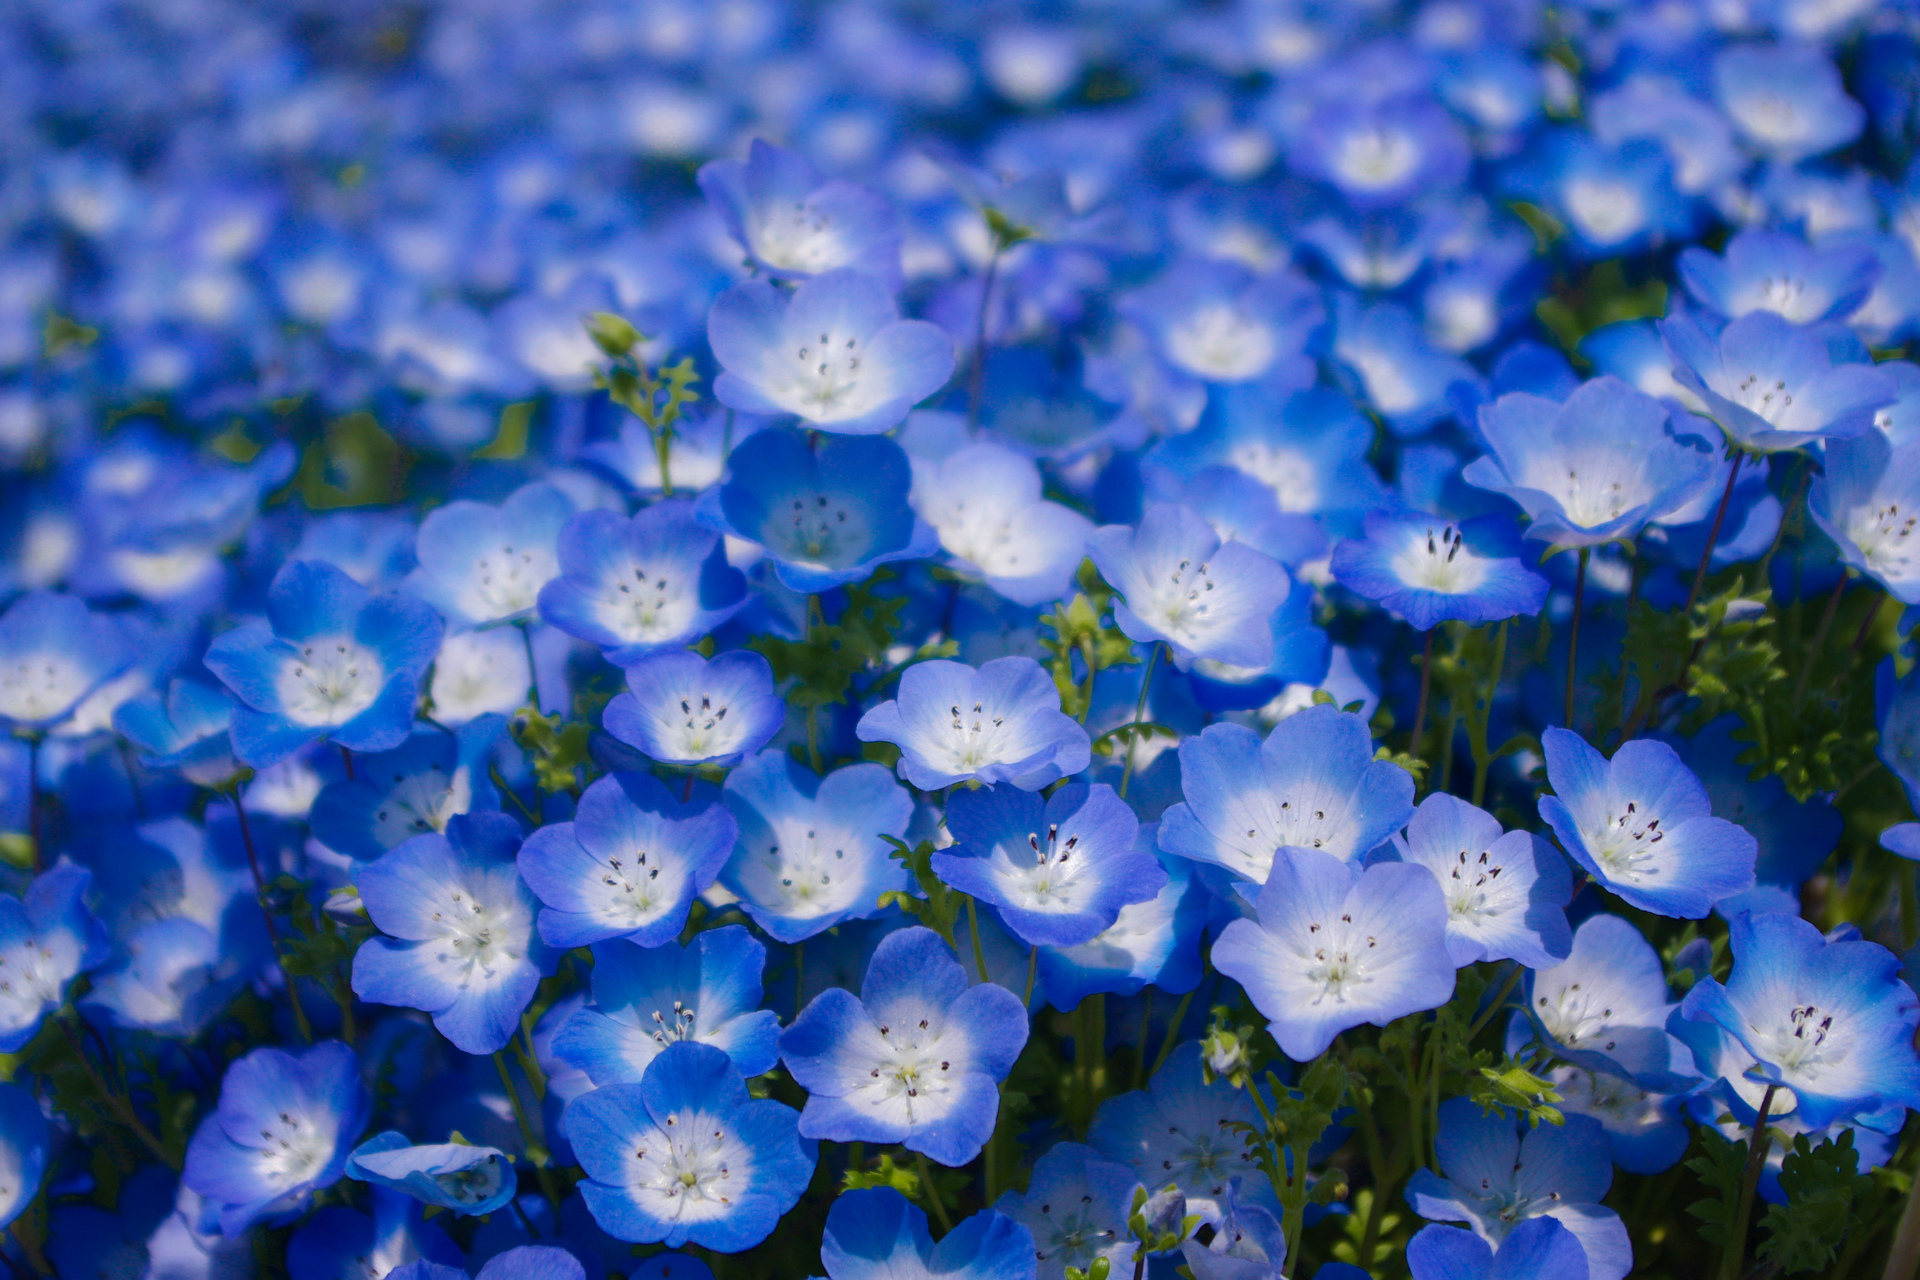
752, 572, 908, 711
473, 401, 536, 460
284, 412, 410, 509
1758, 1131, 1869, 1274
1685, 1126, 1749, 1248
510, 702, 595, 794
585, 311, 643, 358
877, 836, 965, 950
842, 1152, 919, 1197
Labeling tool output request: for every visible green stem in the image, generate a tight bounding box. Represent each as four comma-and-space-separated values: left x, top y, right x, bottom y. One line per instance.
1687, 450, 1745, 615
968, 243, 1003, 430
228, 789, 313, 1043
1565, 547, 1589, 730
1339, 1044, 1391, 1271
655, 420, 674, 497
966, 898, 991, 986
1149, 987, 1196, 1079
1024, 944, 1038, 1008
519, 621, 541, 710
916, 1152, 954, 1233
1468, 962, 1526, 1039
1469, 621, 1508, 809
1793, 574, 1847, 704
1903, 865, 1919, 953
1119, 644, 1162, 800
794, 941, 806, 1015
494, 1051, 562, 1209
1722, 1084, 1778, 1280
1133, 989, 1153, 1090
59, 1019, 176, 1169
1410, 627, 1433, 765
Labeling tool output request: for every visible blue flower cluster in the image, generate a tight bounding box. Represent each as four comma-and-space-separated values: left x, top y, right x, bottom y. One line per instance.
3, 2, 1920, 1279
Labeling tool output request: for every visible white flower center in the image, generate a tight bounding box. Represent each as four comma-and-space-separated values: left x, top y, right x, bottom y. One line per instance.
628, 1110, 751, 1223
250, 1108, 333, 1190
459, 539, 554, 620
1586, 798, 1667, 884
371, 767, 472, 849
1563, 178, 1646, 246
425, 882, 530, 982
1333, 127, 1419, 190
275, 637, 384, 727
1225, 443, 1321, 511
943, 698, 1016, 772
1296, 909, 1383, 1006
1166, 304, 1276, 381
750, 201, 849, 274
757, 823, 856, 916
0, 651, 92, 723
1535, 979, 1626, 1055
1387, 524, 1492, 595
1443, 845, 1508, 925
785, 329, 866, 414
774, 492, 875, 568
1730, 372, 1799, 425
600, 562, 695, 641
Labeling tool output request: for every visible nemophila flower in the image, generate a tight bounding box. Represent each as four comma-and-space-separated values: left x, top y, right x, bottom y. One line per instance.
1331, 296, 1479, 439
1180, 1187, 1287, 1280
1087, 1042, 1271, 1220
1678, 229, 1882, 325
601, 648, 783, 768
1118, 259, 1321, 386
1507, 133, 1691, 259
1087, 504, 1290, 670
353, 813, 559, 1055
698, 139, 902, 286
1037, 846, 1208, 1012
347, 1132, 516, 1217
0, 1084, 45, 1233
1407, 1101, 1631, 1280
429, 629, 532, 727
113, 678, 236, 785
779, 926, 1029, 1166
708, 268, 954, 435
910, 440, 1095, 607
1406, 1217, 1592, 1280
1213, 847, 1455, 1061
823, 1188, 1036, 1280
857, 657, 1090, 792
1660, 309, 1898, 453
1331, 513, 1550, 630
562, 1040, 815, 1250
0, 863, 109, 1052
936, 783, 1161, 948
1464, 376, 1717, 549
389, 1246, 588, 1280
719, 751, 914, 943
552, 926, 781, 1086
0, 591, 134, 730
1522, 914, 1694, 1092
582, 413, 741, 499
537, 501, 748, 666
310, 719, 504, 860
515, 770, 736, 948
1879, 659, 1920, 813
1810, 429, 1920, 603
1290, 95, 1471, 208
1159, 704, 1416, 884
183, 1041, 372, 1237
1713, 43, 1864, 164
1391, 793, 1572, 970
1538, 727, 1757, 918
1677, 909, 1920, 1129
993, 1142, 1138, 1280
204, 560, 443, 768
696, 428, 940, 592
407, 482, 576, 630
1537, 1058, 1690, 1177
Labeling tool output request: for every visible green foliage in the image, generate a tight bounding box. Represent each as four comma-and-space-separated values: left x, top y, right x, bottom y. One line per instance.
1127, 1184, 1204, 1256
752, 572, 914, 711
1593, 574, 1778, 743
1758, 1131, 1870, 1274
1092, 721, 1178, 759
1535, 260, 1668, 353
877, 836, 966, 950
472, 401, 536, 460
510, 700, 595, 794
1198, 1007, 1261, 1088
1039, 561, 1141, 721
1065, 1257, 1112, 1280
1685, 1125, 1749, 1249
843, 1152, 920, 1197
1468, 1057, 1564, 1128
273, 877, 369, 985
284, 411, 409, 509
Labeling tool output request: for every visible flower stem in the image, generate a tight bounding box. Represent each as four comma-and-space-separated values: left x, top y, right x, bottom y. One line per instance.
1565, 547, 1589, 731
1411, 627, 1433, 765
966, 897, 991, 987
229, 790, 312, 1044
1468, 621, 1508, 809
1794, 574, 1847, 704
1119, 644, 1161, 800
1687, 450, 1745, 615
493, 1050, 562, 1210
915, 1151, 954, 1233
59, 1019, 176, 1169
1467, 961, 1525, 1039
1722, 1083, 1778, 1280
968, 244, 1003, 430
1149, 986, 1196, 1079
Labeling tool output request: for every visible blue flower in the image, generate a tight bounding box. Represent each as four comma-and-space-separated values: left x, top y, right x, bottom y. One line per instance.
708, 269, 954, 435
1406, 1216, 1592, 1280
1407, 1100, 1631, 1280
204, 560, 444, 768
289, 1183, 464, 1280
823, 1188, 1036, 1280
779, 926, 1029, 1166
1118, 259, 1321, 386
551, 926, 781, 1086
1088, 504, 1291, 670
389, 1246, 587, 1280
698, 139, 903, 287
353, 813, 559, 1055
0, 863, 109, 1052
113, 678, 236, 785
857, 656, 1090, 792
1504, 132, 1690, 259
310, 718, 505, 860
1214, 847, 1456, 1060
1714, 43, 1864, 164
407, 482, 576, 630
562, 1040, 815, 1251
1331, 296, 1480, 439
0, 1084, 46, 1233
1678, 229, 1882, 325
183, 1040, 372, 1236
1660, 309, 1898, 453
1465, 376, 1718, 549
911, 440, 1095, 608
1331, 513, 1550, 630
696, 427, 940, 592
1521, 914, 1696, 1093
429, 629, 533, 727
1088, 1042, 1271, 1221
1538, 727, 1758, 918
1179, 1185, 1287, 1280
993, 1142, 1139, 1280
1391, 793, 1572, 969
936, 783, 1161, 948
1036, 845, 1207, 1012
1535, 1055, 1691, 1177
1677, 909, 1920, 1129
516, 770, 736, 948
0, 591, 134, 730
1810, 429, 1920, 603
537, 501, 749, 666
718, 751, 914, 943
1290, 95, 1471, 209
1159, 704, 1416, 884
602, 648, 784, 768
1879, 658, 1920, 812
347, 1131, 517, 1217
